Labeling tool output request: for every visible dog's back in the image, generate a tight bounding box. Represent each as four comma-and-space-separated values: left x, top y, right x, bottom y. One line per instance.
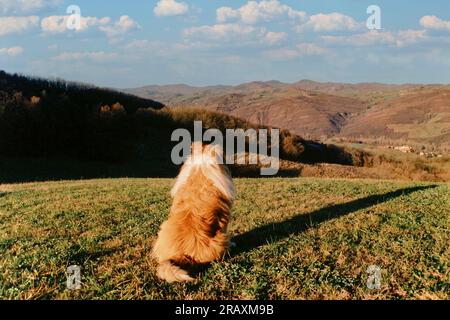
152, 143, 234, 282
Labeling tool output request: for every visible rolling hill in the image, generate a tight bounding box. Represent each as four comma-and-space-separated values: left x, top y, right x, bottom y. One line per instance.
127, 81, 449, 147
339, 86, 450, 144
127, 82, 368, 139
0, 71, 367, 182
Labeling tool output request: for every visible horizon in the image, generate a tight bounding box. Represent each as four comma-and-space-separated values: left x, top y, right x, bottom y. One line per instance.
125, 79, 448, 90
3, 69, 448, 90
1, 1, 450, 87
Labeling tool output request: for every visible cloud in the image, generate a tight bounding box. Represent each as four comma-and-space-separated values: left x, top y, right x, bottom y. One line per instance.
0, 16, 39, 36
0, 46, 24, 56
217, 0, 306, 24
0, 0, 62, 15
99, 16, 140, 39
183, 23, 261, 41
41, 15, 139, 40
216, 7, 239, 23
420, 15, 450, 31
41, 15, 110, 34
263, 43, 327, 60
396, 29, 428, 47
172, 41, 217, 51
52, 51, 118, 62
321, 30, 427, 47
121, 39, 217, 59
263, 31, 287, 45
322, 31, 394, 46
184, 22, 289, 46
296, 13, 362, 33
154, 0, 188, 17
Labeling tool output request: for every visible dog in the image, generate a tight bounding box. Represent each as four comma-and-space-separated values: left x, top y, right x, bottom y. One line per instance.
152, 142, 235, 282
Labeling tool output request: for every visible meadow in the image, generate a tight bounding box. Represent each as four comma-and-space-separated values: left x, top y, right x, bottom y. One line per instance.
0, 177, 448, 299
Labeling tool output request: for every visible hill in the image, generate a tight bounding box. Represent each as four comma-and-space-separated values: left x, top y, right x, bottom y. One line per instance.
1, 71, 165, 113
126, 80, 427, 104
127, 83, 367, 139
0, 71, 364, 182
339, 86, 450, 144
0, 177, 447, 299
126, 81, 449, 148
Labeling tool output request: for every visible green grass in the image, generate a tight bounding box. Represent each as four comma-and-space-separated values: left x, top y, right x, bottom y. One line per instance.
0, 178, 448, 300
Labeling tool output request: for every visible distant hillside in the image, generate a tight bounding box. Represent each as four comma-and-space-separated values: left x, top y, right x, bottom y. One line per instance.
126, 80, 429, 105
0, 71, 365, 182
126, 80, 449, 147
127, 83, 367, 139
292, 80, 430, 95
340, 86, 450, 144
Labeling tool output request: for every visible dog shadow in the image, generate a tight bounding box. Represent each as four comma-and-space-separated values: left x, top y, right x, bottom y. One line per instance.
66, 245, 122, 266
229, 185, 437, 257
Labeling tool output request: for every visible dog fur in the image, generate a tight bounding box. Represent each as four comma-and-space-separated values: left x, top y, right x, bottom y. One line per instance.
151, 142, 235, 282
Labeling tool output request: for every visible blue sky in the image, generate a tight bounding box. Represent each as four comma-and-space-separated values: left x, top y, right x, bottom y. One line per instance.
1, 0, 450, 87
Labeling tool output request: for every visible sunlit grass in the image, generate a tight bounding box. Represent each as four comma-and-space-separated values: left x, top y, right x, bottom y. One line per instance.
0, 178, 448, 299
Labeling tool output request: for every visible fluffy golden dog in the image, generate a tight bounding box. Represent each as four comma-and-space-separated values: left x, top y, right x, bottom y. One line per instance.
152, 142, 235, 282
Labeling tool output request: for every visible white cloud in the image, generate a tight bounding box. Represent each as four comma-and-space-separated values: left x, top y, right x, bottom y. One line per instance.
420, 15, 450, 31
172, 41, 217, 51
296, 12, 362, 33
263, 31, 287, 45
0, 46, 24, 56
322, 31, 394, 46
183, 22, 289, 46
216, 7, 239, 23
99, 15, 140, 39
183, 23, 261, 41
40, 15, 139, 40
263, 43, 327, 60
0, 16, 39, 36
41, 15, 110, 34
217, 0, 306, 24
0, 0, 62, 15
321, 30, 427, 48
122, 39, 217, 58
154, 0, 188, 17
296, 43, 328, 55
396, 29, 428, 47
52, 51, 118, 62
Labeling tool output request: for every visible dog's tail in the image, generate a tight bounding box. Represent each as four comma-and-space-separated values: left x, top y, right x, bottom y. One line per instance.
156, 260, 194, 283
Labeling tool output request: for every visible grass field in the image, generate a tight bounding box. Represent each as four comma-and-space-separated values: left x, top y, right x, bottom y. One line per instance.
0, 178, 448, 300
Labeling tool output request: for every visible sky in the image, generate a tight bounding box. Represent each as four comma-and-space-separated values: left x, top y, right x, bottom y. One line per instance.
1, 0, 450, 88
